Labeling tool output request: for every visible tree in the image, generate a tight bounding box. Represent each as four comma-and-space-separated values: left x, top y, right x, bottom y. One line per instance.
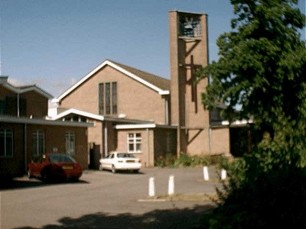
197, 0, 306, 227
198, 0, 306, 157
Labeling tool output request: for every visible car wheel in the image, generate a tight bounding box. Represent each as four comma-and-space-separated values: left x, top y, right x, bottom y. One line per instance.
111, 165, 116, 174
41, 172, 48, 182
41, 168, 51, 182
134, 170, 139, 174
71, 177, 80, 182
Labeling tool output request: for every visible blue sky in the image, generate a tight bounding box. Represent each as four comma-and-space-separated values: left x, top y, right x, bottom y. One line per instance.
0, 0, 305, 97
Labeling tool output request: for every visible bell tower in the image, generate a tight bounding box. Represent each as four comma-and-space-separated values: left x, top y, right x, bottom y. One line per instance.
169, 11, 210, 156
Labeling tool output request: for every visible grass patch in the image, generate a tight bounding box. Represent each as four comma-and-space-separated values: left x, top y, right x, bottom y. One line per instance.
147, 193, 218, 202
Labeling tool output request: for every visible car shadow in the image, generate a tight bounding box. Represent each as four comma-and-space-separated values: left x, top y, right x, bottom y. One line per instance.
15, 204, 215, 229
100, 170, 145, 175
0, 177, 89, 191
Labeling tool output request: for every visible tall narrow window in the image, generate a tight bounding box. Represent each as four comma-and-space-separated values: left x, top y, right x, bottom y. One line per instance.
0, 129, 13, 157
127, 133, 142, 153
105, 83, 111, 114
98, 82, 118, 115
32, 130, 45, 157
99, 83, 104, 115
112, 82, 117, 114
65, 131, 75, 155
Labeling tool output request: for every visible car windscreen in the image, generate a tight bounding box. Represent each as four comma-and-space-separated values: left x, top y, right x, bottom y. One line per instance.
49, 154, 76, 163
117, 153, 135, 158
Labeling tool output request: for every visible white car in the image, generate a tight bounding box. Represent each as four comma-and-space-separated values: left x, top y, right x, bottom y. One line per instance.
99, 152, 142, 173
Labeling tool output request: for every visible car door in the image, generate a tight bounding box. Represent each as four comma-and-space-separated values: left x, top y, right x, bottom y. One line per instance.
30, 155, 44, 177
103, 154, 113, 169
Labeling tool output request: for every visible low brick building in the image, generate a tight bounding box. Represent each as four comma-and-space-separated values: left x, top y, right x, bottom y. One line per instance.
0, 77, 92, 179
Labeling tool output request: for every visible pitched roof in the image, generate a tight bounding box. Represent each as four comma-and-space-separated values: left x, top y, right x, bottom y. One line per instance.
57, 60, 170, 101
110, 60, 170, 91
0, 77, 53, 99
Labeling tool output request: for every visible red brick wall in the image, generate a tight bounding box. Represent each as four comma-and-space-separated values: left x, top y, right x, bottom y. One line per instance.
26, 125, 89, 169
116, 129, 154, 167
0, 86, 49, 118
0, 123, 25, 178
0, 85, 15, 98
211, 127, 230, 155
21, 91, 49, 118
0, 122, 89, 179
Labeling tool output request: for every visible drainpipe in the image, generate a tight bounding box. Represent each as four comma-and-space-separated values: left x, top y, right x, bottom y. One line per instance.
17, 92, 20, 117
146, 128, 150, 167
177, 71, 181, 158
164, 98, 170, 125
24, 123, 27, 173
208, 127, 212, 154
104, 123, 108, 157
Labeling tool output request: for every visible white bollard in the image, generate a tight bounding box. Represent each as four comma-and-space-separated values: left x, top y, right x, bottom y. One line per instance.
148, 177, 155, 197
203, 166, 209, 181
221, 169, 227, 180
168, 175, 175, 196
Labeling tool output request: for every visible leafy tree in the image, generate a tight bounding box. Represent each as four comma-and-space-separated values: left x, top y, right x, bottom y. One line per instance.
197, 0, 306, 228
198, 0, 306, 156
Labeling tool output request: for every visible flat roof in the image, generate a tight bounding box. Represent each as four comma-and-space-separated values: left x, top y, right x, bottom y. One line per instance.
0, 115, 93, 128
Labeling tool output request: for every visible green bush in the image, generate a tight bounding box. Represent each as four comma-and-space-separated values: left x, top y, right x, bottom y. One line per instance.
155, 153, 230, 168
154, 154, 176, 168
201, 148, 306, 228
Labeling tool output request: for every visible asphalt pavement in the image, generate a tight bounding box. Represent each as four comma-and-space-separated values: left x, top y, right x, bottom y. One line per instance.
1, 166, 222, 229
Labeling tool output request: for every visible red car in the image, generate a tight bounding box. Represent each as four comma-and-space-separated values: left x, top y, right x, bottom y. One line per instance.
27, 153, 82, 182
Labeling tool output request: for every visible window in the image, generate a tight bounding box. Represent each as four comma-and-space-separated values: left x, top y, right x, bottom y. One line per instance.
19, 98, 27, 117
210, 108, 223, 124
0, 100, 5, 115
32, 130, 45, 157
99, 83, 104, 115
99, 82, 117, 115
112, 82, 117, 114
105, 83, 111, 114
65, 131, 75, 155
127, 133, 142, 153
0, 97, 27, 116
0, 129, 13, 157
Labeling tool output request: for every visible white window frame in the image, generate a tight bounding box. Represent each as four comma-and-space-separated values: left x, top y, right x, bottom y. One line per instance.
127, 133, 142, 153
32, 130, 45, 157
65, 131, 75, 156
0, 129, 13, 157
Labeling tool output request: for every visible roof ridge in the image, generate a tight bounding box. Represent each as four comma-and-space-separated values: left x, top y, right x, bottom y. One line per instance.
58, 59, 170, 100
108, 59, 167, 80
0, 78, 53, 98
107, 60, 170, 91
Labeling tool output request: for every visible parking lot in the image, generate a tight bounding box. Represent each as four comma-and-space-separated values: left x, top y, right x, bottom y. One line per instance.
1, 167, 221, 229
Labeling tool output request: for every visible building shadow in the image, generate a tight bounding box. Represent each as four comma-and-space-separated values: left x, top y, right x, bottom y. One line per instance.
0, 177, 89, 191
16, 204, 214, 229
